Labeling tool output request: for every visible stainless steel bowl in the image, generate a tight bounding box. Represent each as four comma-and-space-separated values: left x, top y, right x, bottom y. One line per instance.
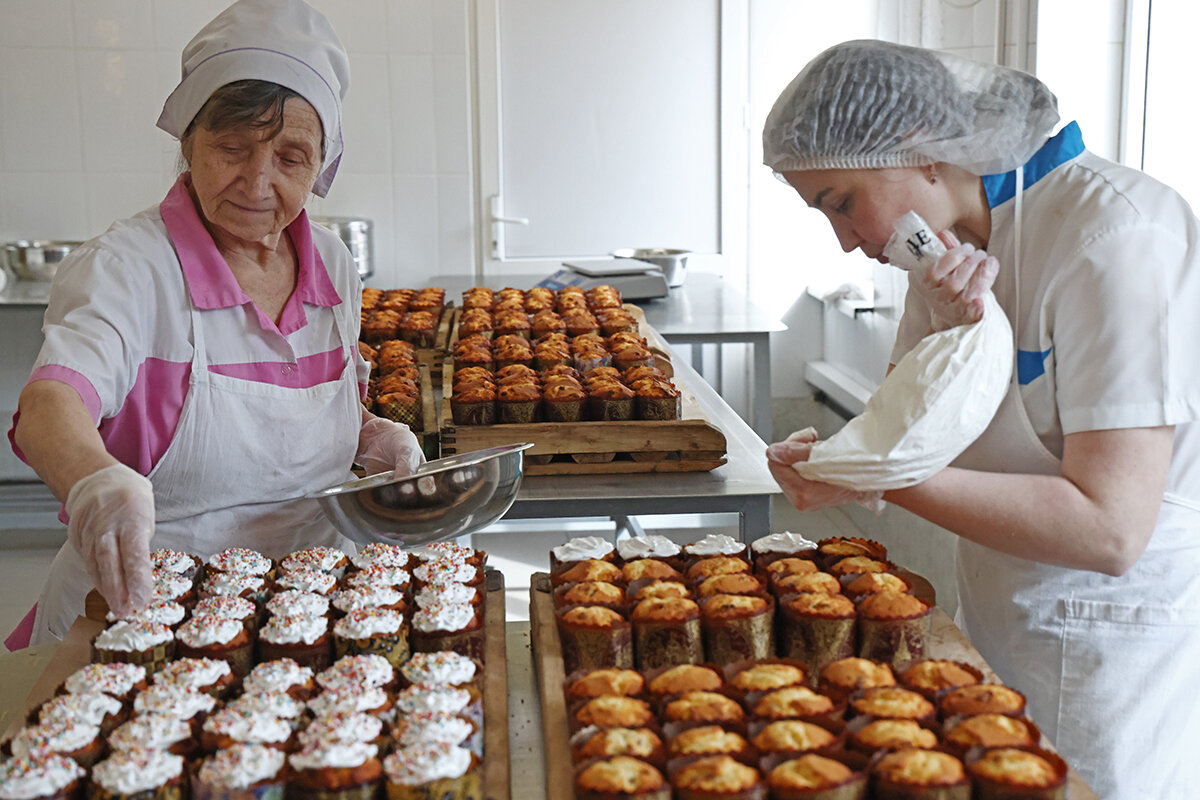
611, 247, 690, 288
4, 241, 82, 281
310, 217, 374, 279
309, 443, 534, 547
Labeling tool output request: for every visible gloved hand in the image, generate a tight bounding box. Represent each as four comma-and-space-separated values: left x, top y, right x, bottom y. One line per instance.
64, 463, 155, 617
357, 416, 424, 477
911, 230, 999, 332
766, 428, 885, 513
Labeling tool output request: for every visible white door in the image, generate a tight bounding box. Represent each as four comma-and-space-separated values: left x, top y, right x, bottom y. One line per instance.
472, 0, 748, 280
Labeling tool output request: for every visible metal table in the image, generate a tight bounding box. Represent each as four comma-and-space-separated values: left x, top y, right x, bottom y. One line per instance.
431, 273, 784, 440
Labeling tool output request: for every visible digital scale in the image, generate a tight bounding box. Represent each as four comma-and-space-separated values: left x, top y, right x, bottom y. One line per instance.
537, 258, 670, 300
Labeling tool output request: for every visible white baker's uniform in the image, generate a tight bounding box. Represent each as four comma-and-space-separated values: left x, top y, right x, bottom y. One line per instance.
28, 192, 364, 644
893, 123, 1200, 798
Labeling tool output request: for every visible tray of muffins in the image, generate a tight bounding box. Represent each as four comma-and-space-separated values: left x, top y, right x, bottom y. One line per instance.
358, 353, 440, 461
1, 541, 510, 800
529, 533, 1098, 800
439, 286, 727, 475
360, 286, 458, 379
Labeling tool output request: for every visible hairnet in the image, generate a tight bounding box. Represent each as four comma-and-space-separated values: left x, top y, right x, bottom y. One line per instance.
156, 0, 350, 197
763, 40, 1059, 177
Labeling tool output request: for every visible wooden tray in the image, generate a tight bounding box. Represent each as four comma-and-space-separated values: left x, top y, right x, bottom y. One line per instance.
439, 306, 727, 474
527, 570, 1098, 800
3, 571, 512, 800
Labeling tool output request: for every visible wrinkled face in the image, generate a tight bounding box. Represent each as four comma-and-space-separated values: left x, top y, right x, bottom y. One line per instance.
184, 97, 323, 247
781, 167, 956, 262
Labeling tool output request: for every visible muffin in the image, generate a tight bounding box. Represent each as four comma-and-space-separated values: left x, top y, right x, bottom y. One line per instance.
61, 663, 148, 704
174, 614, 254, 680
92, 620, 175, 676
190, 596, 258, 633
331, 586, 408, 617
105, 600, 186, 631
572, 696, 656, 732
616, 535, 683, 565
88, 747, 186, 800
622, 559, 685, 584
8, 720, 105, 770
192, 744, 288, 800
669, 755, 762, 800
332, 607, 411, 668
842, 571, 912, 602
574, 756, 668, 800
900, 660, 984, 701
631, 377, 680, 421
32, 691, 126, 738
282, 546, 351, 579
132, 682, 217, 736
826, 556, 891, 579
0, 753, 85, 800
665, 726, 752, 762
814, 538, 887, 569
630, 580, 692, 603
555, 581, 627, 612
686, 557, 751, 585
748, 532, 818, 571
348, 543, 411, 573
871, 749, 969, 800
695, 574, 763, 599
817, 658, 896, 704
198, 572, 267, 606
573, 728, 666, 766
266, 590, 332, 619
750, 687, 838, 723
750, 719, 838, 755
661, 691, 745, 728
399, 310, 439, 347
566, 668, 645, 703
856, 591, 931, 672
151, 656, 236, 699
943, 714, 1040, 751
242, 658, 316, 700
773, 572, 842, 598
543, 377, 588, 422
683, 535, 750, 563
848, 718, 940, 755
630, 596, 703, 669
699, 594, 774, 665
299, 712, 387, 752
965, 747, 1067, 799
848, 687, 936, 723
206, 547, 273, 580
726, 661, 808, 697
558, 605, 634, 674
382, 743, 481, 800
200, 708, 293, 752
287, 740, 383, 800
393, 712, 481, 757
766, 753, 865, 800
938, 684, 1027, 720
410, 600, 485, 661
552, 559, 623, 588
763, 557, 820, 586
399, 651, 480, 690
450, 382, 497, 426
224, 691, 306, 729
258, 613, 333, 671
588, 380, 635, 421
645, 664, 724, 701
318, 653, 398, 692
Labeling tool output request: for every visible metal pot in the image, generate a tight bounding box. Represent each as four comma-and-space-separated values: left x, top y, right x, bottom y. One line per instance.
4, 240, 83, 281
611, 247, 690, 288
310, 216, 374, 279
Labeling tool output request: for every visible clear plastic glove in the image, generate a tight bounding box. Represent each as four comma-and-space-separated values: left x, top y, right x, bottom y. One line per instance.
64, 463, 155, 617
911, 230, 999, 332
766, 428, 885, 512
357, 416, 424, 477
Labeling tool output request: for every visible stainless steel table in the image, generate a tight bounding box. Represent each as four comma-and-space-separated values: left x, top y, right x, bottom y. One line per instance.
431, 273, 785, 440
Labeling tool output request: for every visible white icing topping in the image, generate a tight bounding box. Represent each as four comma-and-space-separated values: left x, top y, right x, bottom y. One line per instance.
552, 536, 614, 562
415, 582, 476, 608
260, 613, 328, 645
93, 619, 173, 651
616, 535, 682, 560
91, 748, 183, 794
383, 743, 473, 785
393, 712, 474, 747
0, 754, 84, 800
201, 572, 264, 598
750, 531, 820, 554
207, 547, 272, 576
176, 614, 245, 648
351, 544, 409, 570
344, 565, 410, 590
106, 600, 185, 627
150, 549, 196, 575
244, 659, 315, 694
150, 570, 193, 602
281, 547, 347, 574
275, 567, 337, 595
153, 657, 234, 690
333, 607, 405, 639
306, 686, 389, 716
288, 741, 378, 771
395, 685, 470, 716
133, 683, 216, 719
197, 744, 286, 790
108, 713, 190, 751
10, 721, 100, 757
36, 692, 122, 727
192, 595, 256, 620
413, 601, 475, 634
413, 560, 476, 585
401, 652, 477, 686
332, 587, 404, 614
412, 543, 476, 563
318, 655, 395, 690
684, 533, 745, 556
300, 712, 383, 746
63, 662, 146, 696
266, 590, 330, 618
227, 690, 304, 720
202, 709, 292, 744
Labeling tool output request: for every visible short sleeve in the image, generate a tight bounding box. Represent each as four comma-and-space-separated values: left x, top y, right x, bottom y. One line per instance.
1048, 221, 1200, 434
34, 241, 156, 421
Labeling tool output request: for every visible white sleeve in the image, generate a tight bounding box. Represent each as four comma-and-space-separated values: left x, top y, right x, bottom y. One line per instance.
888, 273, 934, 365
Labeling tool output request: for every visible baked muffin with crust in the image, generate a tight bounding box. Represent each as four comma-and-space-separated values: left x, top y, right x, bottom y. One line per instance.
646, 664, 723, 699
696, 573, 764, 598
575, 755, 668, 800
630, 580, 692, 603
827, 556, 891, 578
843, 571, 912, 601
556, 581, 627, 611
938, 684, 1027, 720
666, 726, 752, 760
558, 605, 633, 674
670, 755, 762, 798
630, 596, 703, 670
768, 753, 862, 796
573, 727, 665, 766
751, 719, 838, 755
849, 718, 939, 755
777, 592, 856, 679
764, 557, 820, 582
700, 594, 774, 665
817, 658, 896, 703
727, 662, 808, 694
856, 589, 932, 673
872, 748, 968, 795
849, 687, 936, 722
552, 559, 623, 587
567, 668, 645, 702
573, 696, 655, 731
622, 559, 684, 584
686, 557, 751, 584
943, 713, 1039, 750
966, 747, 1067, 794
662, 691, 745, 727
773, 571, 841, 597
815, 537, 887, 568
751, 686, 837, 722
900, 660, 984, 700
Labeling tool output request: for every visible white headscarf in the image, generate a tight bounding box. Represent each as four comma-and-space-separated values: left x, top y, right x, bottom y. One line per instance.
156, 0, 350, 197
763, 40, 1059, 177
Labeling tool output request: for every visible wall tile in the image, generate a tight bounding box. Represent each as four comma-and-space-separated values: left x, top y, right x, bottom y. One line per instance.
433, 53, 470, 174
316, 171, 396, 284
938, 3, 975, 50
387, 0, 434, 55
83, 171, 171, 235
436, 173, 473, 276
313, 0, 390, 54
1, 172, 90, 240
77, 50, 165, 171
73, 0, 153, 49
432, 0, 468, 56
150, 0, 229, 53
0, 0, 73, 48
392, 173, 439, 285
0, 48, 83, 172
389, 54, 438, 173
338, 53, 392, 175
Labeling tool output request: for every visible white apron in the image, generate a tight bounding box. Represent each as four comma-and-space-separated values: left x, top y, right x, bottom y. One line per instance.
953, 381, 1200, 799
32, 287, 360, 643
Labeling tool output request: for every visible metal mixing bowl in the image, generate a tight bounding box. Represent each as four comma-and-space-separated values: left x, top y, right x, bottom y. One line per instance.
309, 442, 534, 547
4, 241, 82, 281
611, 247, 690, 287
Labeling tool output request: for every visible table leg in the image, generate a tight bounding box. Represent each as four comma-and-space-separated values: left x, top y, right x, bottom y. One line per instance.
753, 334, 772, 441
714, 344, 724, 395
740, 495, 772, 543
691, 342, 705, 380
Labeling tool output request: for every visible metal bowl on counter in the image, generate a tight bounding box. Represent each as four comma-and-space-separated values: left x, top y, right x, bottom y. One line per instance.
310, 216, 374, 279
4, 241, 83, 281
309, 442, 534, 547
611, 247, 690, 288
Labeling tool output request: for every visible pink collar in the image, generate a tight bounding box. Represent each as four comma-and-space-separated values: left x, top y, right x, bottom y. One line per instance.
159, 177, 342, 335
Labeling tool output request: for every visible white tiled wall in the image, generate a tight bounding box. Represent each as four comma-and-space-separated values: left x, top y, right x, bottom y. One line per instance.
0, 0, 475, 289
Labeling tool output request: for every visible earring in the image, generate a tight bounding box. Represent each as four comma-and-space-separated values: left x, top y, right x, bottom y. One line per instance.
927, 167, 938, 185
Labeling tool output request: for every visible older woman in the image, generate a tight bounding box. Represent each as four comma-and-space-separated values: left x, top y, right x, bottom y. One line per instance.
762, 41, 1200, 798
7, 0, 421, 645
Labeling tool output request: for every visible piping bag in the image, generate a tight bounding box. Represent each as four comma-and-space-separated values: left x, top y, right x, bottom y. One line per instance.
790, 212, 1012, 491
